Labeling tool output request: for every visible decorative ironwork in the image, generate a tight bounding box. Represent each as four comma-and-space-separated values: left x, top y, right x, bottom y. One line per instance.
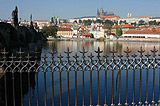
0, 46, 160, 106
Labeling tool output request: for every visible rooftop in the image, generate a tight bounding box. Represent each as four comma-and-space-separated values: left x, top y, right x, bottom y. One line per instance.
112, 24, 135, 28
125, 28, 160, 34
57, 27, 73, 31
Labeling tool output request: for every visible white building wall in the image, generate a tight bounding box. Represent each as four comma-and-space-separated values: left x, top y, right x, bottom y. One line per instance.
122, 34, 160, 38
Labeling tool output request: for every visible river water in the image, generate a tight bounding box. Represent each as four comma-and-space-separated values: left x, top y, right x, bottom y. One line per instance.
19, 40, 160, 106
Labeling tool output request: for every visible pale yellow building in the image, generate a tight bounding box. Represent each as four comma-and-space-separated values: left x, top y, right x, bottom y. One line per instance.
57, 28, 73, 38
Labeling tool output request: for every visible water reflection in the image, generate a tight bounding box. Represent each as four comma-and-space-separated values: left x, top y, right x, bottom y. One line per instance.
43, 40, 160, 55
40, 40, 160, 106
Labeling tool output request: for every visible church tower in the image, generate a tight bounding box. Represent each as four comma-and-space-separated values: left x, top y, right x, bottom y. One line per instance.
100, 8, 104, 17
97, 9, 100, 17
12, 6, 19, 29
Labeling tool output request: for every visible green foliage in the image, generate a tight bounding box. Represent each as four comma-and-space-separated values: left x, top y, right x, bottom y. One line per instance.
131, 22, 137, 26
138, 20, 146, 25
83, 20, 92, 25
91, 33, 94, 38
116, 27, 123, 37
79, 20, 82, 24
119, 20, 127, 24
74, 20, 78, 23
103, 20, 114, 25
95, 19, 102, 23
149, 20, 157, 26
41, 25, 57, 37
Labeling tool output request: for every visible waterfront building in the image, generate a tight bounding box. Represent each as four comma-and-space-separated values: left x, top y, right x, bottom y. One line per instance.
122, 28, 160, 38
111, 24, 136, 35
57, 27, 73, 38
90, 25, 108, 38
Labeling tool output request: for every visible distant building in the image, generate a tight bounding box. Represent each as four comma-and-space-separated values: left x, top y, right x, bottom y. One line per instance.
111, 24, 136, 35
123, 28, 160, 38
70, 16, 97, 23
33, 20, 50, 29
97, 15, 120, 22
149, 17, 160, 22
97, 8, 114, 17
57, 27, 73, 38
59, 19, 68, 24
50, 16, 60, 25
118, 16, 151, 24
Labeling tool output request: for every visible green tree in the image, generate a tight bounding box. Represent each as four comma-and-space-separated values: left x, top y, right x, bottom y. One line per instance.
91, 33, 94, 38
95, 19, 102, 23
116, 27, 123, 37
119, 20, 123, 24
131, 22, 137, 26
79, 19, 82, 24
149, 20, 157, 26
41, 25, 57, 37
104, 20, 114, 26
83, 20, 92, 25
74, 20, 78, 23
138, 20, 145, 25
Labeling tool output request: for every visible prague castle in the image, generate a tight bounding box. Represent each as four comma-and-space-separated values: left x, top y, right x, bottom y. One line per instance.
97, 8, 114, 17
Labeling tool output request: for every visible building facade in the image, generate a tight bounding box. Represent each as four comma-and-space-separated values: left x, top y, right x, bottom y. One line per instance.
57, 28, 73, 38
111, 24, 136, 35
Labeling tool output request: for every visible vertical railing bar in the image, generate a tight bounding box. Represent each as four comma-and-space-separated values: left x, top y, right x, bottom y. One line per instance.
90, 71, 92, 106
20, 72, 23, 106
97, 71, 100, 105
75, 71, 77, 106
125, 69, 128, 105
132, 69, 135, 105
12, 72, 16, 106
104, 70, 107, 105
152, 69, 155, 104
111, 70, 114, 106
82, 71, 85, 106
36, 72, 39, 106
4, 73, 7, 106
67, 71, 69, 106
159, 69, 160, 103
139, 69, 142, 105
28, 72, 31, 106
145, 69, 149, 105
118, 70, 121, 106
60, 72, 62, 106
44, 72, 47, 106
52, 72, 54, 106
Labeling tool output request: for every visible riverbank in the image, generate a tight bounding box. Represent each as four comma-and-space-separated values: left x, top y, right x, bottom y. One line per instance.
47, 37, 160, 42
110, 37, 160, 42
47, 37, 96, 41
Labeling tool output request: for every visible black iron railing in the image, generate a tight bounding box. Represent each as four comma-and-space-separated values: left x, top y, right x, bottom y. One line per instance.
0, 47, 160, 106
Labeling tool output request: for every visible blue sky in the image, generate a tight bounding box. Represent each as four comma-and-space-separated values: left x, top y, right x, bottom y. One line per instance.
0, 0, 160, 20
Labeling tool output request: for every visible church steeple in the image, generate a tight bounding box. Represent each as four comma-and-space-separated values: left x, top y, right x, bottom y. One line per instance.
12, 6, 19, 29
30, 14, 34, 29
97, 9, 100, 17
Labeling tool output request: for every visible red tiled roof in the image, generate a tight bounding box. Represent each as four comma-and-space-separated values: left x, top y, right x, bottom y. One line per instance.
151, 17, 160, 19
120, 16, 151, 19
57, 28, 73, 31
112, 24, 135, 28
99, 15, 120, 18
125, 28, 160, 34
